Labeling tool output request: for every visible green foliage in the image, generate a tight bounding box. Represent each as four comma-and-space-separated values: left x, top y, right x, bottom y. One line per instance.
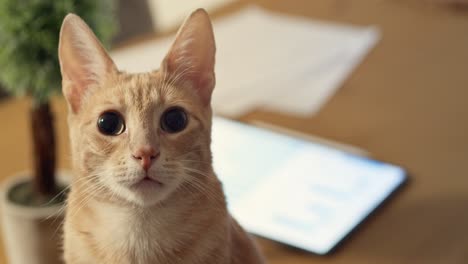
0, 0, 116, 104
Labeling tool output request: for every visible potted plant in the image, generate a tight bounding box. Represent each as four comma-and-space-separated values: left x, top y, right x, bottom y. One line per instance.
0, 1, 115, 263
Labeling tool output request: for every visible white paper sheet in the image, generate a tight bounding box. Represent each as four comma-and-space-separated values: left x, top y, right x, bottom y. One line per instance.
111, 6, 380, 117
147, 0, 235, 32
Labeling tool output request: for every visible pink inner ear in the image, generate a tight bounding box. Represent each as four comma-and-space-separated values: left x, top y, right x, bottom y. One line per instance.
63, 83, 81, 113
60, 45, 103, 113
60, 54, 94, 113
62, 71, 94, 113
196, 73, 215, 105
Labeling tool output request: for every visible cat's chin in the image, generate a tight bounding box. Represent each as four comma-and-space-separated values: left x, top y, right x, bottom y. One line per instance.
130, 177, 164, 191
119, 178, 173, 207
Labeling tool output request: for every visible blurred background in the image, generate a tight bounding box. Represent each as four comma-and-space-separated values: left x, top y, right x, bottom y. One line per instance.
0, 0, 468, 264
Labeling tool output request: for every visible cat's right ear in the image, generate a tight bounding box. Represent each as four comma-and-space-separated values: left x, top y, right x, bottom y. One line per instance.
58, 14, 117, 114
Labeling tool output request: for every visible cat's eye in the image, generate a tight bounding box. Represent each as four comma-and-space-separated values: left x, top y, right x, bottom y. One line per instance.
97, 111, 125, 136
161, 107, 188, 133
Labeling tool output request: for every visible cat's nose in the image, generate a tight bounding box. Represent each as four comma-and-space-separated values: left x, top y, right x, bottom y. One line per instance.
132, 146, 159, 171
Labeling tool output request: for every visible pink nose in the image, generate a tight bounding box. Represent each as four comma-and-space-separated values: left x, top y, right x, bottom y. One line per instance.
132, 146, 159, 171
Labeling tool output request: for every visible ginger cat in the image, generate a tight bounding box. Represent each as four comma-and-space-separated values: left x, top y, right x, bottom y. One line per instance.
58, 9, 265, 264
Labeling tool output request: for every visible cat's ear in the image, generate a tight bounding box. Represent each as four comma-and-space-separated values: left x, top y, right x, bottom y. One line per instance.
161, 9, 216, 106
58, 14, 117, 113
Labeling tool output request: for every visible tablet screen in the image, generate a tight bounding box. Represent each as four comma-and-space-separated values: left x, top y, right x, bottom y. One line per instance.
211, 117, 406, 255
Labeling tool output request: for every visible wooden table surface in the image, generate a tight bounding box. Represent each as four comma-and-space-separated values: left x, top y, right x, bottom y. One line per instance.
1, 0, 468, 263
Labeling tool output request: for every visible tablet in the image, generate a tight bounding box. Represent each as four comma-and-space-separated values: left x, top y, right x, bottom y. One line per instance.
211, 117, 407, 255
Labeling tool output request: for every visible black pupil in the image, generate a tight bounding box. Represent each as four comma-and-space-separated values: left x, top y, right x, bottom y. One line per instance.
162, 108, 187, 133
98, 112, 123, 135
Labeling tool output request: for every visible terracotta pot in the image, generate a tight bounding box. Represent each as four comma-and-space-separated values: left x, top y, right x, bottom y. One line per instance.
1, 171, 70, 264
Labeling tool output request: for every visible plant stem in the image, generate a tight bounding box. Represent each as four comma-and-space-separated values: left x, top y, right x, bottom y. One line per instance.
31, 101, 56, 197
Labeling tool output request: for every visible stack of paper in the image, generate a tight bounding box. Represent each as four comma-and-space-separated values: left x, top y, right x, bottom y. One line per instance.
111, 6, 380, 117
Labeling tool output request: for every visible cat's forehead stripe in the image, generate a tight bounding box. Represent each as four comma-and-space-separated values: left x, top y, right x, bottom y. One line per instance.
104, 72, 193, 116
117, 73, 159, 112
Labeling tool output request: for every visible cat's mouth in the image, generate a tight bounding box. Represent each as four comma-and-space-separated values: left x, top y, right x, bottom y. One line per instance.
129, 176, 163, 191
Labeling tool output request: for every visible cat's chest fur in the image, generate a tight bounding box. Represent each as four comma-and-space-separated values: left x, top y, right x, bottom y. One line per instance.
92, 204, 176, 263
65, 190, 231, 264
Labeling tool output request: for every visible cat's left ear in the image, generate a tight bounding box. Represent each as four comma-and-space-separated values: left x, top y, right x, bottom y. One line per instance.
58, 14, 118, 114
161, 9, 216, 106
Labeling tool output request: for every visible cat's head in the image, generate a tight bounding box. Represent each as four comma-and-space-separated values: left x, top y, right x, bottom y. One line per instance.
58, 9, 216, 207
